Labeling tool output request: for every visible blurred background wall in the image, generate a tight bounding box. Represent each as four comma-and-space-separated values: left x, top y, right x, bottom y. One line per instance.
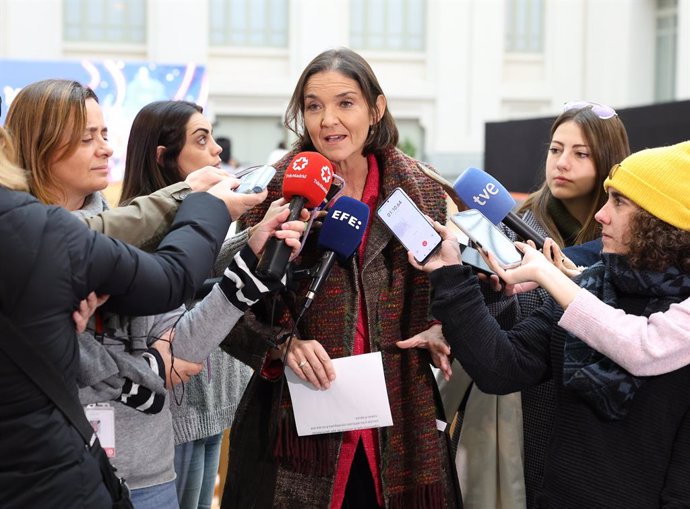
1, 0, 688, 189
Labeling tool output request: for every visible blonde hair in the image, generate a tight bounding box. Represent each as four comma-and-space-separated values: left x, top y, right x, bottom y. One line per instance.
0, 127, 29, 191
4, 79, 98, 204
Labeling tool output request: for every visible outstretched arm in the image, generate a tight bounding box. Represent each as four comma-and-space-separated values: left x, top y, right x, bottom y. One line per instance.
484, 239, 580, 308
485, 239, 690, 377
82, 167, 267, 252
151, 208, 308, 364
559, 291, 690, 376
82, 182, 191, 251
409, 222, 553, 394
428, 263, 553, 394
83, 167, 233, 250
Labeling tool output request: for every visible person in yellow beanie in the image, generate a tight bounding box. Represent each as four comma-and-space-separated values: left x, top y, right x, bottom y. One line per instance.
602, 140, 690, 231
409, 140, 690, 508
453, 141, 690, 376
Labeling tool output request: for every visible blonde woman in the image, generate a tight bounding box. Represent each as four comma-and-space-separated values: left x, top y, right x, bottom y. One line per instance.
5, 80, 304, 508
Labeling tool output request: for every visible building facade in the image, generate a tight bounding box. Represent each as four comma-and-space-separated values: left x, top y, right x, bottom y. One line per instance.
1, 0, 688, 178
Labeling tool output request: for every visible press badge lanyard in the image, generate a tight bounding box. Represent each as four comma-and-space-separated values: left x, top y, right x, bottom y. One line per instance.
84, 310, 117, 457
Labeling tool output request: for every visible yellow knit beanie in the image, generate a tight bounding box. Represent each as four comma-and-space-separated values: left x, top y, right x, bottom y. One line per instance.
603, 140, 690, 230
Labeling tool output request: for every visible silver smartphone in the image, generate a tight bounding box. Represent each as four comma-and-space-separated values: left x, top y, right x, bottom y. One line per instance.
377, 187, 442, 264
451, 209, 522, 268
235, 164, 276, 194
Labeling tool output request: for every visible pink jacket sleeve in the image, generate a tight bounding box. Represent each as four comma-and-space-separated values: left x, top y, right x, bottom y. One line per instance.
558, 289, 690, 376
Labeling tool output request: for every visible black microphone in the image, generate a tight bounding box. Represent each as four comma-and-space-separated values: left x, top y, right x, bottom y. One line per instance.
453, 167, 545, 250
302, 197, 370, 310
256, 152, 334, 280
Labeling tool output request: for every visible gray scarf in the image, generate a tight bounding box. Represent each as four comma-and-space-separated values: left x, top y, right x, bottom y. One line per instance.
71, 191, 111, 219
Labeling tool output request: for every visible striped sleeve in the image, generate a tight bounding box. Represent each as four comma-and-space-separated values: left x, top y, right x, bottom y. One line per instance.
219, 245, 285, 311
118, 348, 166, 414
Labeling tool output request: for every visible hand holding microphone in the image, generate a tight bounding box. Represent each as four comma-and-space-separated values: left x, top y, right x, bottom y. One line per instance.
247, 198, 309, 259
302, 196, 370, 310
452, 167, 545, 250
256, 152, 334, 280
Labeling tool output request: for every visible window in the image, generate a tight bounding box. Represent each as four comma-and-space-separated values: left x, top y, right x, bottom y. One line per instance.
209, 0, 288, 47
505, 0, 544, 53
350, 0, 425, 51
655, 0, 677, 102
63, 0, 146, 44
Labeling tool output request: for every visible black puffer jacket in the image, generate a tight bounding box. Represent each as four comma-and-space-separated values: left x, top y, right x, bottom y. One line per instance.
0, 188, 229, 508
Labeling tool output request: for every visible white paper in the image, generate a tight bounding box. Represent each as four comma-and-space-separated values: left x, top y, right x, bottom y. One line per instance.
286, 351, 394, 436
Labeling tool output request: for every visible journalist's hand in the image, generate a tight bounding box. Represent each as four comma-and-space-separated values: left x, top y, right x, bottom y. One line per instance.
206, 178, 268, 219
407, 220, 462, 273
151, 337, 204, 389
73, 292, 110, 333
248, 199, 309, 259
184, 166, 229, 191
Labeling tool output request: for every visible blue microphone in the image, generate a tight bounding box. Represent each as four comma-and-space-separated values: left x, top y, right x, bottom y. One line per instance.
303, 196, 370, 309
453, 167, 545, 250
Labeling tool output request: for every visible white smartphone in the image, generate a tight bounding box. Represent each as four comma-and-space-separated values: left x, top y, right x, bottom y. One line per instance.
235, 164, 276, 194
451, 209, 522, 269
377, 187, 442, 264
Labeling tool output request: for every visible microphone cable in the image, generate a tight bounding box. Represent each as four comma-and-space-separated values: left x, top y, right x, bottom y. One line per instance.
243, 264, 315, 508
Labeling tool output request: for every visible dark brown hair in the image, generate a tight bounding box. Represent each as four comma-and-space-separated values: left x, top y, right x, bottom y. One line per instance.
519, 106, 630, 246
284, 47, 398, 157
627, 208, 690, 272
119, 100, 203, 204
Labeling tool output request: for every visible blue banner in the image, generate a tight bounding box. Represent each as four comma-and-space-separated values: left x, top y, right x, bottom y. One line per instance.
0, 58, 208, 181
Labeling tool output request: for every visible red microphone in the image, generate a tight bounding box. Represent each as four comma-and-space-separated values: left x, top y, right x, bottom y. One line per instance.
256, 152, 334, 280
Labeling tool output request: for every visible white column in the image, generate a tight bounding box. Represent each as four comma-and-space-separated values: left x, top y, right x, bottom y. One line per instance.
582, 0, 655, 106
544, 0, 586, 107
4, 0, 61, 59
290, 0, 349, 75
148, 0, 208, 63
425, 0, 504, 173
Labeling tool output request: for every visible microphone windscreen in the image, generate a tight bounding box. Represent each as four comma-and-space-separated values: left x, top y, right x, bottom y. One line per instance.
283, 152, 334, 208
452, 167, 517, 224
317, 196, 370, 260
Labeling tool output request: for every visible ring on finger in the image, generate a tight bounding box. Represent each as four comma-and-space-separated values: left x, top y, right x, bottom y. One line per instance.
298, 360, 307, 368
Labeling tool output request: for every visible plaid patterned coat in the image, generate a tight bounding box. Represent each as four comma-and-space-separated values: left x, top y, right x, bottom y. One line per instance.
221, 146, 461, 509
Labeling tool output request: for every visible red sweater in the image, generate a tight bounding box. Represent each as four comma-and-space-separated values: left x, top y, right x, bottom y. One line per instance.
330, 154, 384, 509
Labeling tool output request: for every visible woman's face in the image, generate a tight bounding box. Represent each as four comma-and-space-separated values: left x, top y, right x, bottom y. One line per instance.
50, 98, 112, 210
545, 120, 598, 208
176, 112, 222, 178
303, 70, 384, 170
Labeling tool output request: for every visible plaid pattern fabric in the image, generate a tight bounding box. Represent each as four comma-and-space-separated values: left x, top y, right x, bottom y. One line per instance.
224, 147, 460, 509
